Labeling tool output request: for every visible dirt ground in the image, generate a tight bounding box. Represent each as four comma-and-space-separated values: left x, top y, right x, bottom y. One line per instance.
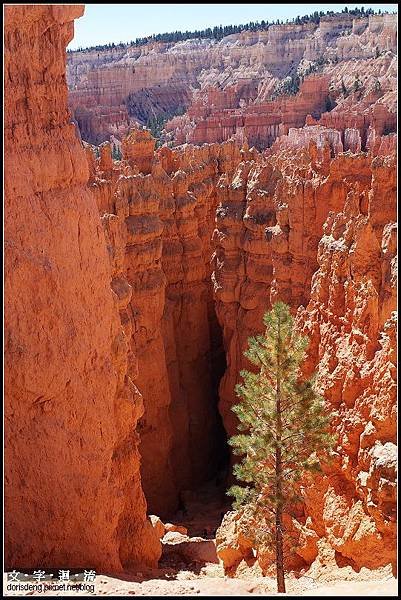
3, 563, 397, 596
4, 482, 397, 596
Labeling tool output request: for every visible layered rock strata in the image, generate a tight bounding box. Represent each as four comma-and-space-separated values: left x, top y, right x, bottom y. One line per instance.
4, 5, 160, 571
5, 3, 396, 578
87, 137, 249, 517
213, 143, 397, 573
67, 12, 397, 146
87, 124, 397, 573
295, 152, 397, 572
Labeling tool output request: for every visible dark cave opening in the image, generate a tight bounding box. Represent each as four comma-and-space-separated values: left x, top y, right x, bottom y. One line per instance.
208, 303, 231, 481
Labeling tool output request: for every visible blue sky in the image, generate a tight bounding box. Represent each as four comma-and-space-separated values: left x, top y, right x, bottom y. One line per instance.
68, 4, 398, 50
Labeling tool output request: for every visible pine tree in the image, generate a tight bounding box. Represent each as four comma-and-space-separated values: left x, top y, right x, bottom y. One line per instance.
353, 74, 362, 92
228, 302, 334, 594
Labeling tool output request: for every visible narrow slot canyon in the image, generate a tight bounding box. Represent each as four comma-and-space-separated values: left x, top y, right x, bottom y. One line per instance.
89, 134, 237, 523
137, 287, 231, 521
154, 307, 232, 542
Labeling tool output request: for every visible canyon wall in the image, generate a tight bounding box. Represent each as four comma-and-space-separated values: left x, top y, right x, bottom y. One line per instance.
296, 153, 397, 573
5, 3, 396, 579
67, 12, 397, 147
213, 142, 397, 573
87, 137, 248, 517
86, 120, 396, 574
4, 5, 160, 571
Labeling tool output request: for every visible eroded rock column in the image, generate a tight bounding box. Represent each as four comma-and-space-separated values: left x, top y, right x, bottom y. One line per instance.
4, 5, 160, 571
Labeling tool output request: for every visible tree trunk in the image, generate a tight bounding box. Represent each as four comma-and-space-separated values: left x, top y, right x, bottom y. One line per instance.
275, 310, 286, 593
275, 487, 286, 593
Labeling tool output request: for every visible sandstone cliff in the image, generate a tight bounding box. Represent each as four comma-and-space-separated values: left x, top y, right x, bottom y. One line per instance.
212, 144, 397, 574
85, 122, 396, 574
86, 137, 247, 517
295, 153, 397, 572
67, 12, 397, 147
4, 5, 160, 571
5, 3, 396, 580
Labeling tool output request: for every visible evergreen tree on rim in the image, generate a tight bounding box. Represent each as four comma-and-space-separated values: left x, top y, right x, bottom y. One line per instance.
228, 301, 335, 593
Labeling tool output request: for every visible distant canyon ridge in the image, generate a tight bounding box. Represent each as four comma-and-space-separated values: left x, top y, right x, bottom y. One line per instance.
67, 11, 396, 150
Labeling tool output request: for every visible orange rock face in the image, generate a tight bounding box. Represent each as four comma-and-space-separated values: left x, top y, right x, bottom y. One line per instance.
213, 145, 397, 573
121, 127, 156, 173
5, 3, 396, 579
73, 103, 131, 145
182, 76, 332, 148
296, 154, 397, 572
87, 137, 246, 518
89, 117, 396, 574
4, 5, 160, 571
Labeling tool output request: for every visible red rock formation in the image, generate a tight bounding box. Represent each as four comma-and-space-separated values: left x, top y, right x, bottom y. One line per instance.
5, 3, 396, 579
295, 153, 397, 572
67, 13, 397, 146
73, 7, 397, 576
87, 122, 396, 572
73, 103, 132, 145
214, 145, 397, 573
87, 135, 247, 517
121, 127, 155, 173
186, 75, 331, 148
90, 123, 396, 577
4, 5, 160, 571
213, 144, 344, 435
